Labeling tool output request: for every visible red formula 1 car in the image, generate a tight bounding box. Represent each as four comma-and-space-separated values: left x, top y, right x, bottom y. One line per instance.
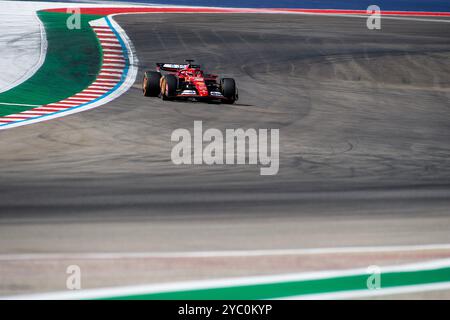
142, 60, 238, 104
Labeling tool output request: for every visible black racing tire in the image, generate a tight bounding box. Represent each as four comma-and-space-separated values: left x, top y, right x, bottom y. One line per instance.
143, 71, 161, 97
221, 78, 237, 104
162, 74, 178, 100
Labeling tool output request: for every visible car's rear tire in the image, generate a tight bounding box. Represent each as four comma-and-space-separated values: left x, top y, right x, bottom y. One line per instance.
162, 74, 178, 100
143, 71, 161, 97
221, 78, 237, 104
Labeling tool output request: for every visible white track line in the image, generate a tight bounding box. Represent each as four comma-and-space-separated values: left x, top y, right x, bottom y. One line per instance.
1, 243, 450, 261
0, 102, 41, 107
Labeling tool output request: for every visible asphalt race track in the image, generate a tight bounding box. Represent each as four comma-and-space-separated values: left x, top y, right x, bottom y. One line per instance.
1, 13, 450, 296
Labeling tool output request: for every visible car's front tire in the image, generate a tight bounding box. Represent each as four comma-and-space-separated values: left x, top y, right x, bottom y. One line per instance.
221, 78, 237, 104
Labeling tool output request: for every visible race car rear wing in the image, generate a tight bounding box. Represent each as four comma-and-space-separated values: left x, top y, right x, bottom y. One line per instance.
156, 62, 201, 72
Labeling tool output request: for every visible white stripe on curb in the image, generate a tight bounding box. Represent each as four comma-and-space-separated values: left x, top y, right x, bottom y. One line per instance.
21, 110, 53, 114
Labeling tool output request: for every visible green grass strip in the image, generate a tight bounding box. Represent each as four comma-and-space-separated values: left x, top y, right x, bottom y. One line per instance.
100, 267, 450, 300
0, 11, 103, 117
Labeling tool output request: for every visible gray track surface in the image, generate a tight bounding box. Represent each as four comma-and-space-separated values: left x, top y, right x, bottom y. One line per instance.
1, 14, 450, 295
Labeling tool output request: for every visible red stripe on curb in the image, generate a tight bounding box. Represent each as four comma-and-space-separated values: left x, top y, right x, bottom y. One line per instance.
21, 112, 48, 115
99, 39, 120, 43
97, 75, 122, 80
97, 35, 117, 39
82, 89, 108, 94
40, 105, 68, 109
44, 7, 450, 17
101, 45, 123, 51
50, 100, 81, 104
4, 115, 30, 119
26, 108, 59, 112
64, 97, 91, 101
48, 103, 80, 107
46, 103, 79, 107
91, 82, 117, 86
74, 94, 101, 99
45, 7, 244, 15
275, 8, 450, 16
92, 80, 118, 84
44, 104, 74, 108
94, 32, 115, 36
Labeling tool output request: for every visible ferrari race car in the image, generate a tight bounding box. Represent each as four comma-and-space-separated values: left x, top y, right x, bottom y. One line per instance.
142, 60, 238, 104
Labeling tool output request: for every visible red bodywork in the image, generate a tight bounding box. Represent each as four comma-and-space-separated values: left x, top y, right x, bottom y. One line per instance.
156, 63, 223, 99
179, 67, 215, 97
